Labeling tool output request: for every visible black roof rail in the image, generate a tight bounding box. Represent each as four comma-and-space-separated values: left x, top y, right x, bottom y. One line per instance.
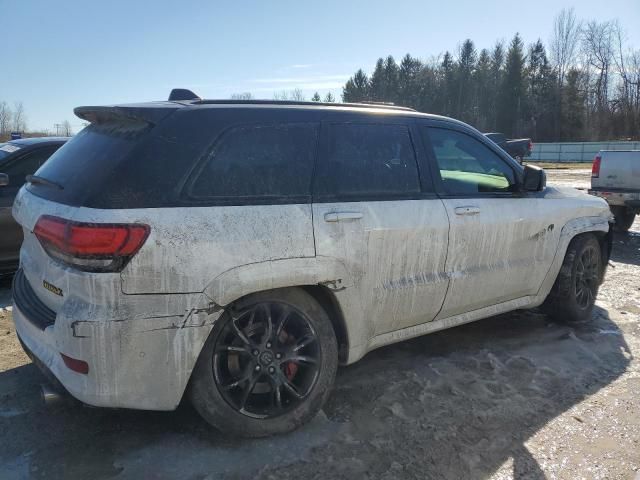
167, 88, 416, 111
189, 99, 416, 112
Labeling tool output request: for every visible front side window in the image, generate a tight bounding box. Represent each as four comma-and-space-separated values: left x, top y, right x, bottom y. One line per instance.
425, 127, 516, 195
190, 123, 318, 199
315, 123, 420, 199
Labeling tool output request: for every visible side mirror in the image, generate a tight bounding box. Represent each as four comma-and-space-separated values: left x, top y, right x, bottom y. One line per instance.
522, 164, 546, 192
0, 173, 8, 187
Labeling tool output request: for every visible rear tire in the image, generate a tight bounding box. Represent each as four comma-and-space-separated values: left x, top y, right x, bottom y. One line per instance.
189, 288, 338, 437
542, 234, 602, 323
611, 206, 635, 232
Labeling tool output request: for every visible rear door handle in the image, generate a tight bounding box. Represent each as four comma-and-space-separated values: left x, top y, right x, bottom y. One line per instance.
454, 206, 480, 216
324, 211, 364, 222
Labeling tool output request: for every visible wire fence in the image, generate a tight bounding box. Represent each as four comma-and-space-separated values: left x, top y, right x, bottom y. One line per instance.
530, 141, 640, 163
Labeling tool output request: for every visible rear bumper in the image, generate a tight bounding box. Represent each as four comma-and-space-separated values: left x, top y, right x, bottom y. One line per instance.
12, 285, 222, 411
588, 189, 640, 210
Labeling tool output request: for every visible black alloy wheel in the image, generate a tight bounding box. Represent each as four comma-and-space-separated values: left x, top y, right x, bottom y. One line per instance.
213, 302, 321, 418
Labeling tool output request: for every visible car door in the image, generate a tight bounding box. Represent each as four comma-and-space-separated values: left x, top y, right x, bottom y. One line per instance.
420, 123, 558, 320
312, 119, 450, 337
0, 146, 59, 267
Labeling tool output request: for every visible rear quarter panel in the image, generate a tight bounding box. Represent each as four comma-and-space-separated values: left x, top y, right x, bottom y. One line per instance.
70, 204, 317, 295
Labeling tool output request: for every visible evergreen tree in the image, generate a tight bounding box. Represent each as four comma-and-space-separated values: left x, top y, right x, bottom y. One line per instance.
438, 51, 455, 115
488, 42, 505, 130
474, 48, 492, 129
369, 58, 386, 101
398, 54, 423, 108
526, 40, 557, 140
311, 92, 321, 102
455, 39, 477, 122
561, 69, 586, 140
324, 92, 336, 103
497, 34, 526, 136
382, 55, 399, 103
416, 63, 439, 113
343, 69, 370, 102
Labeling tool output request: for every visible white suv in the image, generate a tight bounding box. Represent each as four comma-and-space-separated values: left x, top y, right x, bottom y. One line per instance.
11, 92, 612, 437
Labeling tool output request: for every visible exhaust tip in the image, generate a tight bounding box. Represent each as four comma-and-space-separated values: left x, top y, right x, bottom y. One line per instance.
41, 383, 64, 406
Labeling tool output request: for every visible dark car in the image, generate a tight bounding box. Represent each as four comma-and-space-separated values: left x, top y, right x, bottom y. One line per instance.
0, 137, 68, 275
484, 132, 532, 163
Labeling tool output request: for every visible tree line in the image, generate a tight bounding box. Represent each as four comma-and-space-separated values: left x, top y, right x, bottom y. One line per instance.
0, 101, 27, 138
0, 101, 75, 141
342, 9, 639, 142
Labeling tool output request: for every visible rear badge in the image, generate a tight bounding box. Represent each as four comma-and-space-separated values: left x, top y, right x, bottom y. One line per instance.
43, 280, 63, 297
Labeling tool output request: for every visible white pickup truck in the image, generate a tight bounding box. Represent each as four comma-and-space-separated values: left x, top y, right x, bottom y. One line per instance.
589, 150, 640, 232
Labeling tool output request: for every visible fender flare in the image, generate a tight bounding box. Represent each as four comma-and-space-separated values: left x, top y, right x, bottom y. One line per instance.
531, 215, 610, 306
202, 256, 354, 307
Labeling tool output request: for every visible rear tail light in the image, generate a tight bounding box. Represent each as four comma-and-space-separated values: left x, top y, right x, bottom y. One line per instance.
34, 215, 150, 272
528, 140, 533, 152
592, 154, 601, 178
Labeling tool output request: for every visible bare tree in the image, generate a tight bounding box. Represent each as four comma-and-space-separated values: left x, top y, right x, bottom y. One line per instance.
12, 101, 26, 132
273, 89, 305, 101
550, 8, 581, 86
273, 90, 289, 100
581, 20, 617, 138
230, 92, 253, 100
324, 92, 336, 102
0, 101, 11, 135
612, 24, 640, 137
582, 21, 616, 108
289, 88, 305, 101
61, 120, 73, 136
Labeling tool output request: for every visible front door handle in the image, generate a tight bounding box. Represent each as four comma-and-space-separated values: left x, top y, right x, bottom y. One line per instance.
454, 206, 480, 216
324, 211, 363, 222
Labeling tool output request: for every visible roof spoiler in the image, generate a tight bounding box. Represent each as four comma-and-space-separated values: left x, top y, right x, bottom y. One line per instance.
168, 88, 201, 101
74, 105, 175, 126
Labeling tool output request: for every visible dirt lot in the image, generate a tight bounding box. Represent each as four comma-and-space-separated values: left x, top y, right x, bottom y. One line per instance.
1, 169, 639, 480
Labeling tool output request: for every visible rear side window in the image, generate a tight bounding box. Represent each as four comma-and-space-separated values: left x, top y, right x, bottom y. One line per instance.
315, 123, 420, 199
190, 123, 318, 200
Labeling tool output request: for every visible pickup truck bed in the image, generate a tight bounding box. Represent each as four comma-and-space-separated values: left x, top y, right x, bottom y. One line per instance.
589, 150, 640, 232
484, 133, 532, 163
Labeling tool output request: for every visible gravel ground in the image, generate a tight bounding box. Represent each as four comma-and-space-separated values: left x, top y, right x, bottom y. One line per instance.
1, 169, 639, 480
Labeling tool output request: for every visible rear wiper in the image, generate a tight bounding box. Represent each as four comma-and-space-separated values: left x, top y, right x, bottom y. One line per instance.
26, 175, 64, 190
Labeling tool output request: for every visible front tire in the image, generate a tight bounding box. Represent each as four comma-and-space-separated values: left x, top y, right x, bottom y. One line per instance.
189, 288, 338, 437
542, 234, 602, 323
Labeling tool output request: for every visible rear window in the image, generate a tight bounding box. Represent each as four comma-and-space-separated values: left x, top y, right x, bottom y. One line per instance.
189, 123, 318, 200
26, 123, 150, 206
32, 124, 141, 188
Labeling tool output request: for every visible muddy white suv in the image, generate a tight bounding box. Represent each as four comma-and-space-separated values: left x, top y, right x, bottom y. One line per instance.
12, 92, 612, 437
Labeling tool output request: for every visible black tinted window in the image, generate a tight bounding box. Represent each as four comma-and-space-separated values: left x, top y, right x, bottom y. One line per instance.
32, 125, 142, 190
316, 123, 420, 198
191, 123, 317, 199
425, 127, 515, 195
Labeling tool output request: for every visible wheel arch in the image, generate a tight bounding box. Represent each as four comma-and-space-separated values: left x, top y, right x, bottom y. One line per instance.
202, 257, 354, 364
531, 215, 611, 307
213, 285, 351, 365
300, 285, 350, 364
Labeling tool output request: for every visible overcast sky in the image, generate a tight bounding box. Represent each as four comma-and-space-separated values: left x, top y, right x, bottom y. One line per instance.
2, 0, 639, 132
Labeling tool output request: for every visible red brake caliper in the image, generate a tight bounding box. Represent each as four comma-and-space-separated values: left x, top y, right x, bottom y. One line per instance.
285, 362, 298, 380
279, 330, 299, 380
